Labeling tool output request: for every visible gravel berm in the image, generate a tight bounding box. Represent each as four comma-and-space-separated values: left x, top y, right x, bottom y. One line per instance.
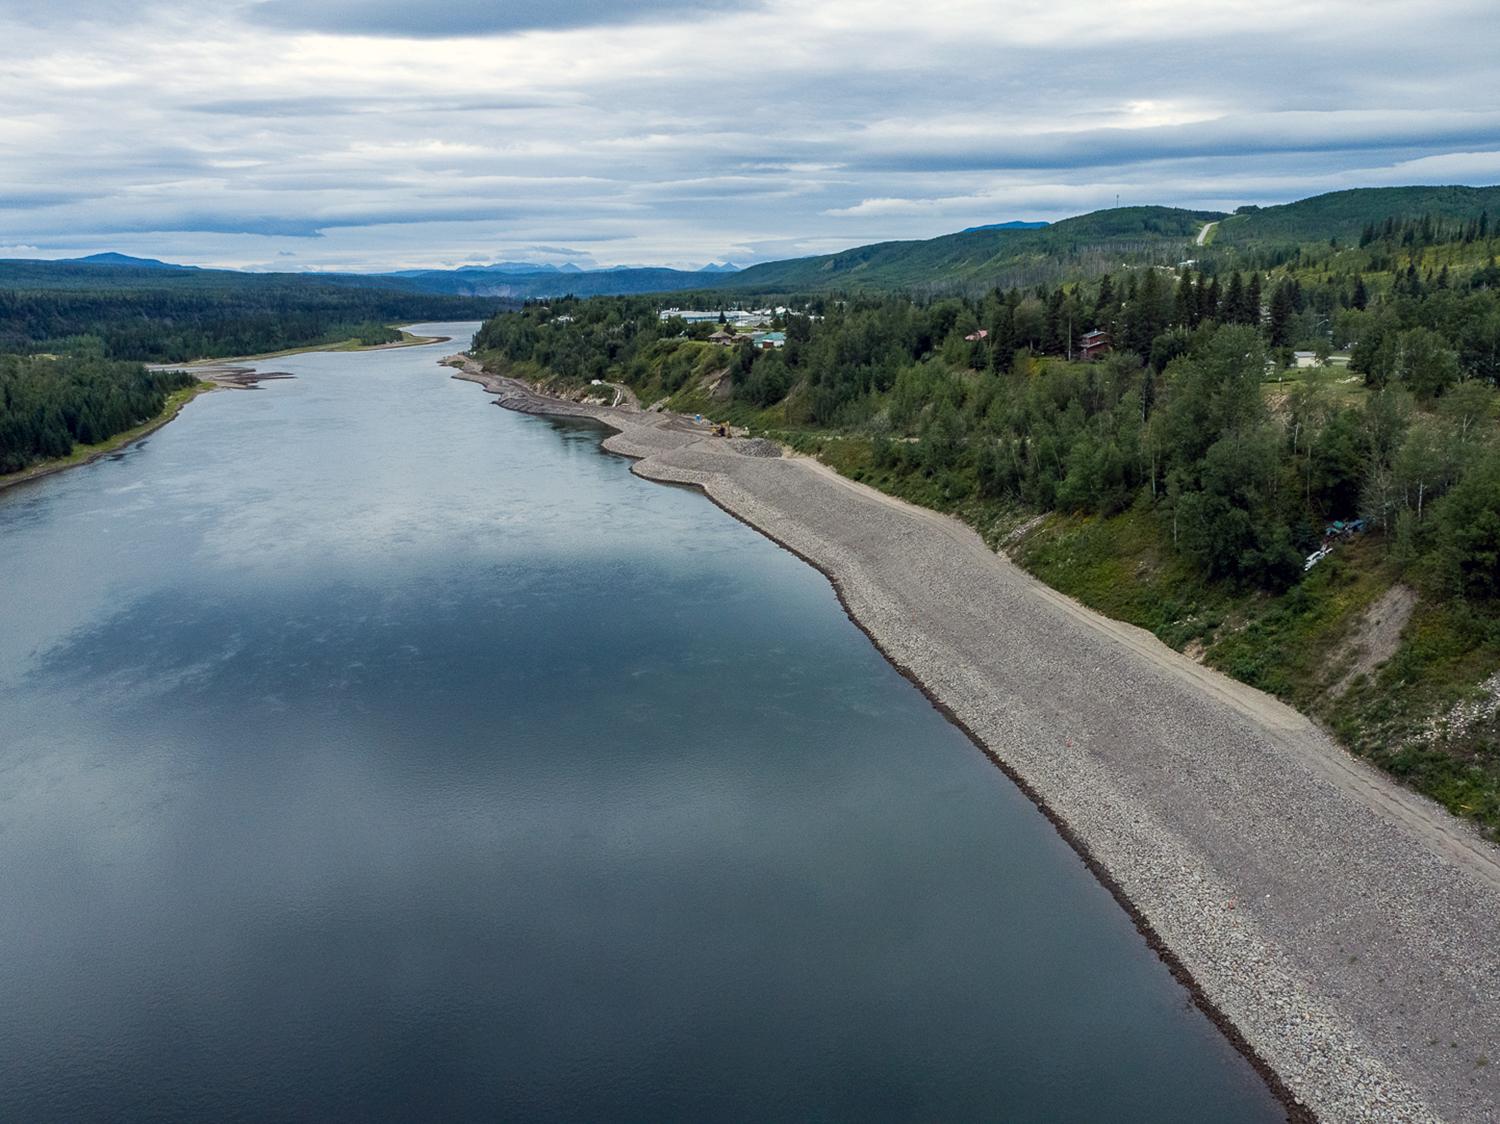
454, 361, 1500, 1124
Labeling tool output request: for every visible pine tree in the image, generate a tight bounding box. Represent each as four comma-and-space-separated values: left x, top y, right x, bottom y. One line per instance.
1268, 281, 1296, 348
1044, 288, 1066, 354
1223, 272, 1245, 325
1203, 276, 1222, 321
988, 306, 1016, 373
1173, 272, 1194, 328
1093, 274, 1116, 331
1246, 272, 1263, 326
1352, 275, 1369, 310
1125, 268, 1170, 355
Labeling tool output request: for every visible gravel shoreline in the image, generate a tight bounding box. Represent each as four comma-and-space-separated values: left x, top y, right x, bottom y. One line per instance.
454, 361, 1500, 1124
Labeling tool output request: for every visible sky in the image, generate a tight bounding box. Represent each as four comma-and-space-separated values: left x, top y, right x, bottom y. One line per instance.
2, 0, 1498, 272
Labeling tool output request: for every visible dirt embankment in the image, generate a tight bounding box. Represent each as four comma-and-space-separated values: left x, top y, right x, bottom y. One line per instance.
1331, 584, 1419, 699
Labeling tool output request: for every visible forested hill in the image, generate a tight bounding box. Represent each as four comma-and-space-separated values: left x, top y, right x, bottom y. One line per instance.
1214, 185, 1500, 248
0, 259, 504, 362
386, 265, 734, 300
692, 187, 1498, 298
710, 207, 1224, 295
472, 215, 1500, 837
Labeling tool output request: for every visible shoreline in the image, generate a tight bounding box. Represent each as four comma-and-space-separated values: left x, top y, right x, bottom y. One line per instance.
452, 358, 1500, 1124
156, 329, 452, 368
4, 330, 451, 494
0, 382, 216, 493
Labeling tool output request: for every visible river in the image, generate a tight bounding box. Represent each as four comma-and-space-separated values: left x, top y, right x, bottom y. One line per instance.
0, 324, 1282, 1121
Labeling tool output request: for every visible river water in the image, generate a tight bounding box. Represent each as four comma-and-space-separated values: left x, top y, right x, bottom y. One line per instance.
0, 324, 1282, 1121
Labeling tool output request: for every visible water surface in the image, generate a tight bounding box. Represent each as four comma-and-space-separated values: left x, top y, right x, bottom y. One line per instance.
0, 324, 1282, 1121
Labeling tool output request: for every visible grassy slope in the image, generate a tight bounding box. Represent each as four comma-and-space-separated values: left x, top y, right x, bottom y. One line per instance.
691, 187, 1498, 299
799, 421, 1500, 838
717, 206, 1224, 294
1215, 185, 1500, 247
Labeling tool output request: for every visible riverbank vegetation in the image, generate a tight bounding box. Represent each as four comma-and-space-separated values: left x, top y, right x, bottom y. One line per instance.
0, 354, 201, 474
473, 215, 1500, 835
0, 259, 501, 361
0, 259, 505, 481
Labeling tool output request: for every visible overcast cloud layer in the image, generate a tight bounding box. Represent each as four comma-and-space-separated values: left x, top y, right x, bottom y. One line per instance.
2, 0, 1497, 271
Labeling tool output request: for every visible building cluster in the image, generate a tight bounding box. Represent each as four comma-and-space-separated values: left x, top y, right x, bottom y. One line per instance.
708, 328, 786, 349
658, 307, 785, 328
659, 307, 790, 349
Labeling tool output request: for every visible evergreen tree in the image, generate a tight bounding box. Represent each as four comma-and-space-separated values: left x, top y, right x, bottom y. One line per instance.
1093, 275, 1116, 330
1223, 273, 1245, 325
1124, 268, 1171, 355
1268, 281, 1296, 348
1044, 288, 1066, 354
1173, 271, 1195, 328
1203, 276, 1222, 321
988, 305, 1017, 373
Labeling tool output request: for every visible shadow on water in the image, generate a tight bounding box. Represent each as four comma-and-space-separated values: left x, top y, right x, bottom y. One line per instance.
0, 324, 1285, 1122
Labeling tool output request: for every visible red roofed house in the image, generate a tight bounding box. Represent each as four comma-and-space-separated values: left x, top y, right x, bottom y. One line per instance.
1079, 329, 1111, 361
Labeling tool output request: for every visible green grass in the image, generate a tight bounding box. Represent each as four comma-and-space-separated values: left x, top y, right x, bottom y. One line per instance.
1009, 504, 1237, 648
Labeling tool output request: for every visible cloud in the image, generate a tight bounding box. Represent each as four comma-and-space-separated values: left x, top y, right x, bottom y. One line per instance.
189, 94, 564, 117
1, 0, 1497, 269
245, 0, 757, 38
846, 111, 1500, 174
0, 188, 110, 209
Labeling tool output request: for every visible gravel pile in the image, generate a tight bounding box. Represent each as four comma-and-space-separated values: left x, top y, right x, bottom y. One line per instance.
465, 367, 1500, 1124
726, 437, 782, 458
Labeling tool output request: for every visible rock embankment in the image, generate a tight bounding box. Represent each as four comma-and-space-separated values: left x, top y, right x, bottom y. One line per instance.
450, 359, 1500, 1124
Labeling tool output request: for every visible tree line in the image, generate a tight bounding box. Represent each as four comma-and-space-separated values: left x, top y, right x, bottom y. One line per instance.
0, 276, 499, 361
475, 251, 1500, 601
0, 354, 198, 473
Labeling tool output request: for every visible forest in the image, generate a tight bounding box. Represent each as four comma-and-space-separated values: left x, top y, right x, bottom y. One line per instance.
474, 248, 1500, 597
0, 261, 505, 477
474, 216, 1500, 831
0, 354, 198, 473
0, 261, 501, 361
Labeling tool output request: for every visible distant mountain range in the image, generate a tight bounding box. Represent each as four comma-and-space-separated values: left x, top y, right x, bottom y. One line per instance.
62, 252, 199, 271
960, 220, 1050, 233
379, 264, 739, 299
19, 186, 1500, 302
44, 254, 743, 300
389, 261, 585, 276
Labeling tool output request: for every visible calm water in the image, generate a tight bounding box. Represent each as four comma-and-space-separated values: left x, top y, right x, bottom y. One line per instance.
0, 324, 1282, 1121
